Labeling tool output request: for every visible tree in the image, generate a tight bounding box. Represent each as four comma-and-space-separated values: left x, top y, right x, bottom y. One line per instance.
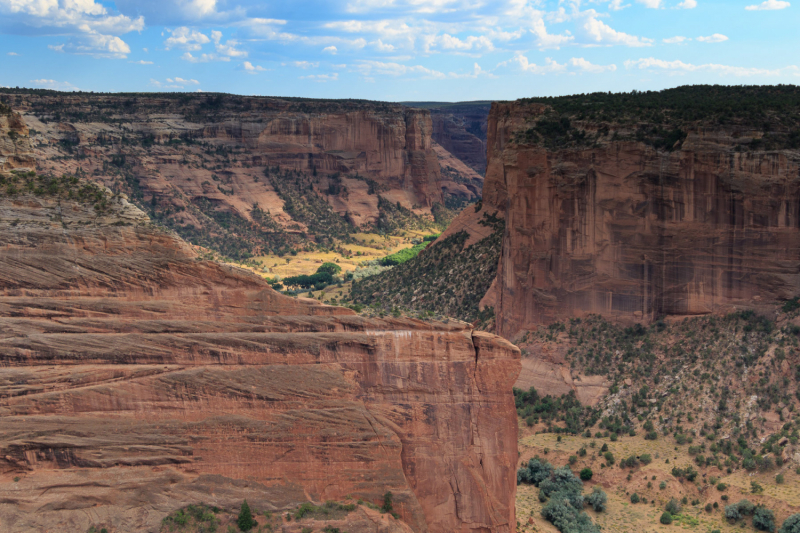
317, 262, 342, 276
754, 506, 776, 533
381, 492, 393, 514
238, 500, 256, 532
779, 514, 800, 533
660, 512, 673, 525
579, 468, 593, 481
666, 498, 682, 516
586, 487, 607, 512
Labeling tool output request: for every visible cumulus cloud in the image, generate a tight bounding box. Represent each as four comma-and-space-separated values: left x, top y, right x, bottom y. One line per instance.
165, 27, 210, 51
746, 0, 790, 9
569, 57, 617, 73
1, 0, 142, 58
678, 0, 698, 7
497, 52, 567, 74
323, 45, 338, 54
242, 61, 267, 72
697, 33, 728, 43
579, 11, 654, 47
625, 57, 799, 76
151, 76, 200, 89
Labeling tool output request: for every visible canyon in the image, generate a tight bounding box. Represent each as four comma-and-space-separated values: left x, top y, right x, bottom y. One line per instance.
0, 109, 519, 532
0, 91, 482, 259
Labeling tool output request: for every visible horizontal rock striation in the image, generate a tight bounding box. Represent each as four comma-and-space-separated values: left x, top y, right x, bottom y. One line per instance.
0, 189, 519, 533
483, 97, 800, 339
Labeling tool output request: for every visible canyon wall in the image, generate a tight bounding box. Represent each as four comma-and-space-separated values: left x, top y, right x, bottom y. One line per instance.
0, 180, 519, 531
0, 93, 479, 248
483, 100, 800, 339
0, 105, 35, 174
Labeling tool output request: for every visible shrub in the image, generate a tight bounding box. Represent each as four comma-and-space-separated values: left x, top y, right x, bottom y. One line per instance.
717, 482, 727, 491
666, 498, 682, 515
603, 451, 615, 465
238, 500, 257, 532
706, 504, 713, 513
518, 458, 555, 486
585, 487, 607, 512
316, 262, 342, 275
659, 481, 667, 489
539, 466, 583, 499
541, 492, 599, 533
780, 513, 800, 533
640, 454, 652, 465
660, 512, 673, 525
776, 474, 785, 484
580, 468, 593, 481
630, 493, 640, 504
726, 504, 742, 521
754, 506, 776, 533
381, 492, 393, 514
752, 481, 765, 494
645, 431, 658, 440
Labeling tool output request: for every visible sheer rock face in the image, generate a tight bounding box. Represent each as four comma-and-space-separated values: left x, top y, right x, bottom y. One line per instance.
2, 94, 479, 230
428, 104, 490, 176
0, 109, 35, 174
484, 101, 800, 339
0, 193, 519, 533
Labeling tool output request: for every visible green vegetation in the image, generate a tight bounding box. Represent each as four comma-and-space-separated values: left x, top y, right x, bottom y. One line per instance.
518, 459, 603, 533
514, 386, 598, 434
1, 172, 115, 214
237, 500, 256, 532
161, 504, 220, 532
379, 240, 430, 266
780, 514, 800, 533
516, 85, 800, 151
350, 212, 503, 324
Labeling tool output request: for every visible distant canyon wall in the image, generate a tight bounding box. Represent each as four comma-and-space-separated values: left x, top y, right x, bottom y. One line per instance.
482, 101, 800, 339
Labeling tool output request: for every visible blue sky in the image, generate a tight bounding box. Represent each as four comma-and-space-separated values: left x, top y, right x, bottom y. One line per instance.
0, 0, 797, 101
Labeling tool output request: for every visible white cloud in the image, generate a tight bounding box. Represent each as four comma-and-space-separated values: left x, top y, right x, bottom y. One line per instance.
746, 0, 790, 9
678, 0, 698, 7
1, 0, 142, 58
497, 52, 567, 74
625, 57, 800, 76
436, 33, 494, 52
285, 60, 320, 69
151, 76, 200, 89
7, 52, 19, 56
164, 27, 210, 51
636, 0, 662, 7
355, 60, 446, 79
579, 11, 654, 47
448, 62, 496, 79
569, 57, 617, 73
323, 45, 338, 54
663, 36, 690, 43
30, 78, 79, 90
697, 33, 728, 43
242, 61, 267, 73
300, 73, 339, 82
211, 29, 247, 57
608, 0, 629, 9
129, 59, 153, 64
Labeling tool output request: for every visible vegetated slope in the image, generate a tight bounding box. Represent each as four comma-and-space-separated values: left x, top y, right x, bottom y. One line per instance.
350, 211, 503, 325
513, 304, 800, 533
483, 85, 800, 337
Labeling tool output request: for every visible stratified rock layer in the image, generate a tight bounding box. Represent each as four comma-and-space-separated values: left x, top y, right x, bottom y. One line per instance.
483, 101, 800, 339
0, 192, 519, 533
0, 106, 35, 174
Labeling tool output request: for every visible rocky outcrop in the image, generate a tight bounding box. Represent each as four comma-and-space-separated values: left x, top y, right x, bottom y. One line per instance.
483, 99, 800, 339
0, 93, 479, 254
0, 105, 35, 175
0, 186, 520, 532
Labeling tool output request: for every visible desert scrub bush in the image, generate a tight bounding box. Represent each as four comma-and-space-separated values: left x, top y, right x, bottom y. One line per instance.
660, 512, 673, 525
585, 487, 607, 512
754, 506, 777, 532
579, 468, 593, 481
161, 503, 219, 532
780, 514, 800, 533
665, 498, 682, 516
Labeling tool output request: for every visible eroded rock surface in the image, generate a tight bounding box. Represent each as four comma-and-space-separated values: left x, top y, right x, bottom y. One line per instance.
483, 100, 800, 338
0, 189, 519, 533
0, 105, 35, 175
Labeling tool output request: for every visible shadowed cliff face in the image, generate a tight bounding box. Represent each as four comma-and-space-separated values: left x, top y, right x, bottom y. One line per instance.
483, 101, 800, 339
0, 181, 519, 532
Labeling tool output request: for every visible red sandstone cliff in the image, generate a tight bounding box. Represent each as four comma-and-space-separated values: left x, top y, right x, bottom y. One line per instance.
482, 99, 800, 339
0, 105, 35, 174
0, 93, 478, 237
0, 178, 519, 532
